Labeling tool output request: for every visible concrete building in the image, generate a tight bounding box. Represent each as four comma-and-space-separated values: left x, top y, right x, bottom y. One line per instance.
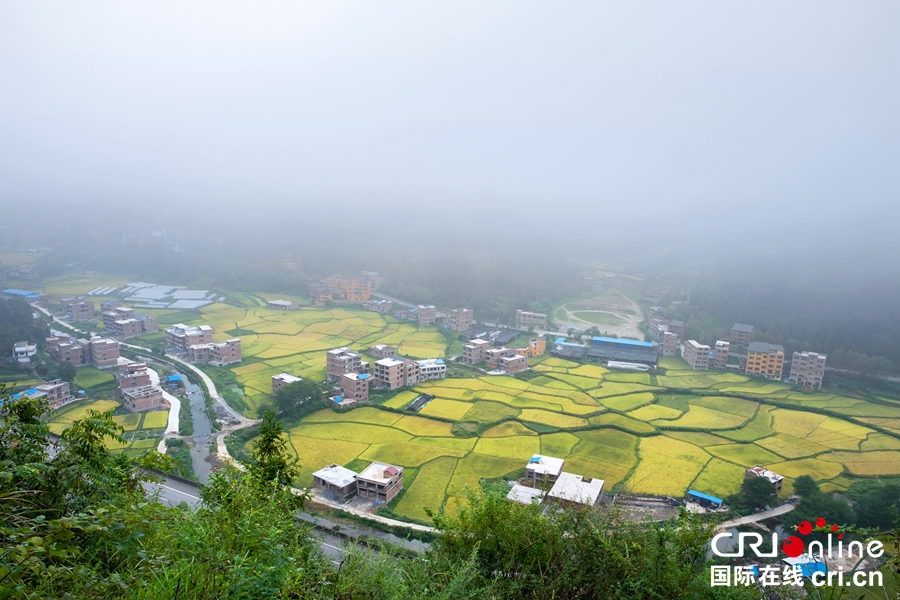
46, 336, 84, 366
362, 299, 393, 313
267, 299, 299, 310
412, 305, 437, 327
312, 464, 359, 499
730, 323, 755, 346
122, 385, 165, 412
100, 300, 122, 312
12, 341, 37, 363
485, 347, 517, 369
666, 320, 686, 341
356, 462, 403, 503
308, 285, 332, 306
324, 276, 371, 302
499, 354, 528, 373
587, 336, 658, 367
462, 339, 491, 365
117, 362, 152, 389
682, 340, 712, 370
447, 308, 474, 332
135, 313, 158, 334
166, 324, 214, 353
368, 344, 398, 359
516, 310, 548, 330
339, 372, 370, 401
745, 466, 784, 495
271, 373, 302, 395
712, 340, 730, 369
515, 338, 546, 358
746, 342, 785, 380
190, 339, 242, 366
788, 351, 827, 390
326, 347, 369, 383
415, 358, 446, 381
525, 454, 565, 486
547, 472, 604, 508
661, 331, 679, 357
61, 297, 95, 321
86, 337, 120, 369
373, 357, 407, 390
12, 379, 73, 409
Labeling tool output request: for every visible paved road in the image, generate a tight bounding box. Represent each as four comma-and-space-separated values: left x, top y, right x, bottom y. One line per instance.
715, 503, 795, 531
143, 474, 349, 564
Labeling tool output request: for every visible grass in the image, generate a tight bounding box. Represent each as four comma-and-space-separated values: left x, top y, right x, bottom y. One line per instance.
689, 459, 746, 498
394, 456, 457, 522
359, 442, 466, 467
141, 410, 169, 429
473, 436, 541, 460
625, 436, 710, 496
718, 405, 775, 441
704, 443, 783, 468
418, 399, 473, 421
482, 421, 537, 437
462, 401, 519, 423
540, 432, 581, 457
571, 311, 624, 326
819, 451, 900, 476
74, 366, 115, 390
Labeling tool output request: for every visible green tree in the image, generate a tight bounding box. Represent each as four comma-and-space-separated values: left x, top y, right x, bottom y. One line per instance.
854, 484, 900, 530
57, 360, 77, 384
251, 410, 297, 486
740, 475, 777, 510
792, 474, 820, 498
274, 379, 322, 416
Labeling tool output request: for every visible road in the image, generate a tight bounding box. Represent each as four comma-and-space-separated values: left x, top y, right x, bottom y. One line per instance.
715, 503, 795, 531
144, 474, 351, 565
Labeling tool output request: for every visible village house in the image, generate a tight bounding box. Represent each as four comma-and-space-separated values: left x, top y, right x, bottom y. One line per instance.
356, 462, 403, 503
271, 373, 302, 395
312, 464, 359, 499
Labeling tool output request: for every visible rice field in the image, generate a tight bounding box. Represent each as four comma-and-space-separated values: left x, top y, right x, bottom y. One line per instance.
44, 274, 900, 519
141, 410, 170, 429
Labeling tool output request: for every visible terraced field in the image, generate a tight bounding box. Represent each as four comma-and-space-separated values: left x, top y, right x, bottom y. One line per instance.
277, 354, 900, 523
39, 275, 900, 524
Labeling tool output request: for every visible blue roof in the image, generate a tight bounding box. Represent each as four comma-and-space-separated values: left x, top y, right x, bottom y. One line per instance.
333, 396, 343, 402
592, 336, 653, 348
435, 358, 444, 364
555, 337, 584, 348
687, 490, 723, 504
3, 289, 41, 298
167, 375, 181, 381
358, 374, 370, 380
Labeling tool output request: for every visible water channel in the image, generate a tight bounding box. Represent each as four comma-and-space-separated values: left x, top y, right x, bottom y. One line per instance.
180, 374, 214, 483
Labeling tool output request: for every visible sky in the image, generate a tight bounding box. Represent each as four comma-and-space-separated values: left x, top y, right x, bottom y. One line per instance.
0, 1, 897, 247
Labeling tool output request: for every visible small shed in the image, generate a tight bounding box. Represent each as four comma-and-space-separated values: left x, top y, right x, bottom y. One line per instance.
686, 490, 723, 510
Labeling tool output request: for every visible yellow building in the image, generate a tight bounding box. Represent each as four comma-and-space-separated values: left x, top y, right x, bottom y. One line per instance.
745, 342, 785, 380
325, 276, 371, 302
515, 337, 546, 358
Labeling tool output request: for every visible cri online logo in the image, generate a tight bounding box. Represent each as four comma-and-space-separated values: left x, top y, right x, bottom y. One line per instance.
782, 517, 839, 558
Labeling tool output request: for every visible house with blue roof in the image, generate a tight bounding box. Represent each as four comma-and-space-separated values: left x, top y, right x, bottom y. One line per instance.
3, 289, 41, 300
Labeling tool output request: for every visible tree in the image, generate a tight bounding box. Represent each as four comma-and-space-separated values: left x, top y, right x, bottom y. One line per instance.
792, 474, 819, 498
274, 379, 322, 416
854, 484, 900, 530
739, 476, 777, 510
57, 360, 77, 384
251, 410, 297, 486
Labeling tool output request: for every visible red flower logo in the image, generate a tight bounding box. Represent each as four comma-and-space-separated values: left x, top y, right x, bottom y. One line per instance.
782, 536, 805, 558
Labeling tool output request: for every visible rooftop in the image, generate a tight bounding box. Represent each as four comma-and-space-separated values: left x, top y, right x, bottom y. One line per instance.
2, 289, 41, 298
746, 465, 784, 483
507, 484, 546, 505
748, 341, 784, 353
375, 358, 404, 368
668, 320, 686, 327
525, 454, 565, 477
547, 472, 604, 505
357, 461, 403, 484
273, 373, 302, 384
687, 490, 723, 504
592, 336, 654, 348
732, 323, 755, 333
312, 464, 358, 488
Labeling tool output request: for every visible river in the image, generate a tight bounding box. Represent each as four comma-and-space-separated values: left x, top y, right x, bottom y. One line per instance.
180, 374, 214, 483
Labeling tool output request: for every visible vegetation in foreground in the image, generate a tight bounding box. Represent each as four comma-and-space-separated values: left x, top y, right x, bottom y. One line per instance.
2, 387, 898, 599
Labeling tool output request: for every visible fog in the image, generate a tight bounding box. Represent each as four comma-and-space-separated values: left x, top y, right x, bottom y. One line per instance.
1, 1, 898, 263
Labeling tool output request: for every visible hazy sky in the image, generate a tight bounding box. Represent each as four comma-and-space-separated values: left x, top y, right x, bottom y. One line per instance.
0, 1, 897, 235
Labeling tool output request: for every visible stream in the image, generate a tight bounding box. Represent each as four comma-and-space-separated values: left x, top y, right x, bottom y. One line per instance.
180, 375, 214, 483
